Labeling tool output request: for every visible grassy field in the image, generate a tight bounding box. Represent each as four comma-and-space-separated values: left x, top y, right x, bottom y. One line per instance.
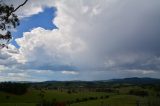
71, 95, 141, 106
0, 88, 159, 106
0, 89, 111, 106
0, 89, 110, 102
0, 78, 160, 106
70, 95, 159, 106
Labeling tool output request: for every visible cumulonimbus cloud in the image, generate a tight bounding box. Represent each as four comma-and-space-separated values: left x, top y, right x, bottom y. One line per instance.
1, 0, 160, 81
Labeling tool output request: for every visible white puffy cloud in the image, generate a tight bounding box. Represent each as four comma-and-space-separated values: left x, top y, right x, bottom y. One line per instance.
1, 0, 160, 81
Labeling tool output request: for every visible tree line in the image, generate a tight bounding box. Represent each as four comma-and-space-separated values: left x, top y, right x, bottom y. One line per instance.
0, 82, 29, 95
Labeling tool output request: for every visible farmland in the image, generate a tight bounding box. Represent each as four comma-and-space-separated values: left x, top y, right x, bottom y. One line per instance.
0, 77, 160, 106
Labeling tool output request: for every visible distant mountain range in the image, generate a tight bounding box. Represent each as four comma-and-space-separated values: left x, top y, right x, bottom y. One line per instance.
106, 77, 160, 84
6, 77, 160, 85
40, 77, 160, 85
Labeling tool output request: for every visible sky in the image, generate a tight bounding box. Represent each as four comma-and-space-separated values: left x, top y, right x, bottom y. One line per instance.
0, 0, 160, 81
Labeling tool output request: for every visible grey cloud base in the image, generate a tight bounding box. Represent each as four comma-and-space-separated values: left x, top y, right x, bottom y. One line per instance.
0, 0, 160, 81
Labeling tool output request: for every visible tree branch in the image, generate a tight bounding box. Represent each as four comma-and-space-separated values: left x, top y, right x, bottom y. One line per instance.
12, 0, 28, 12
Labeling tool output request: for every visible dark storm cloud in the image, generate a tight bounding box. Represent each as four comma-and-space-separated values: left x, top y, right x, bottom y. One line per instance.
1, 0, 160, 81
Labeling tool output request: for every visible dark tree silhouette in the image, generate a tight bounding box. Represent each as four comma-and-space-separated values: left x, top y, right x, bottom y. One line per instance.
0, 82, 29, 95
0, 0, 28, 48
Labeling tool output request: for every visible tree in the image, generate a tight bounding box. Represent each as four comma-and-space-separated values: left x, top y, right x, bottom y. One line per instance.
0, 0, 28, 48
0, 82, 29, 95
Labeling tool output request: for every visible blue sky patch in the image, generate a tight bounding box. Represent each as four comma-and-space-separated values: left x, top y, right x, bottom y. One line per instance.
11, 7, 57, 48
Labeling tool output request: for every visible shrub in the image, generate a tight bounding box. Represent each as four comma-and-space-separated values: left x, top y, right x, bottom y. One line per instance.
6, 95, 10, 99
105, 95, 109, 98
100, 96, 104, 99
67, 90, 71, 94
129, 89, 148, 97
76, 98, 80, 103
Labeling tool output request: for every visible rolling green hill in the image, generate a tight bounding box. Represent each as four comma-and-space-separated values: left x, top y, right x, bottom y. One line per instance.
0, 77, 159, 106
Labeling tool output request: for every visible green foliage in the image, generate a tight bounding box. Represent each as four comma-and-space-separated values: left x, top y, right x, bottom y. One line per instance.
129, 89, 148, 97
0, 82, 29, 95
0, 3, 19, 31
0, 0, 28, 47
